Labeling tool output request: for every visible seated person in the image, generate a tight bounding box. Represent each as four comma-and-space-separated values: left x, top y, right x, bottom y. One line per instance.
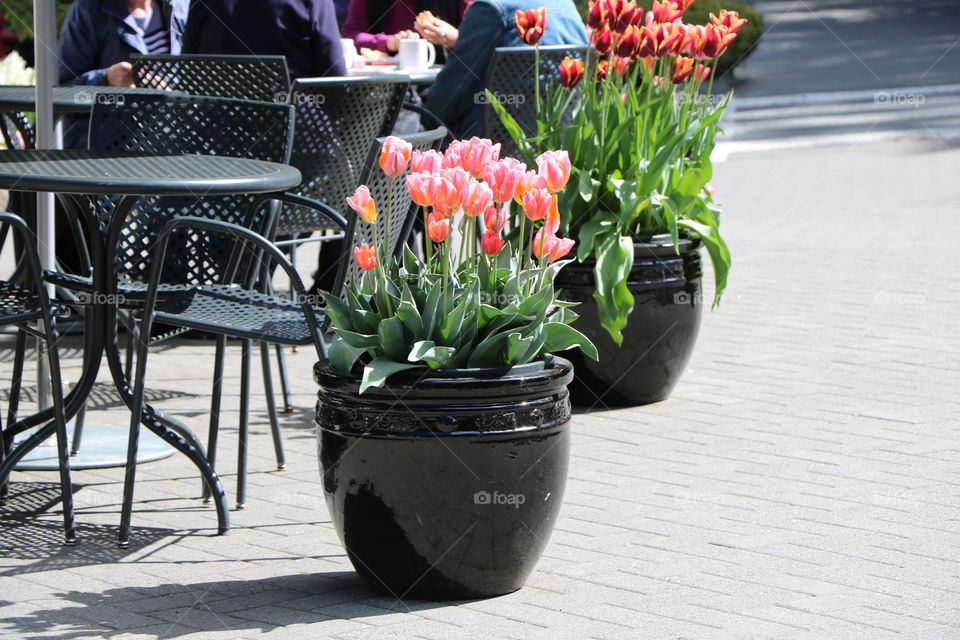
425, 0, 587, 139
183, 0, 346, 79
342, 0, 468, 56
59, 0, 189, 148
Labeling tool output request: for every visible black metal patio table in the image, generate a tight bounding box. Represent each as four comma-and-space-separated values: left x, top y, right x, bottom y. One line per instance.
0, 149, 302, 536
0, 85, 187, 116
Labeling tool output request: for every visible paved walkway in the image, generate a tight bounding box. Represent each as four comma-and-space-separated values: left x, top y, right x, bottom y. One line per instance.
2, 136, 958, 639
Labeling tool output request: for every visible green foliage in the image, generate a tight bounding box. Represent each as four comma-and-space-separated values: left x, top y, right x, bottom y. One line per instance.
3, 1, 75, 66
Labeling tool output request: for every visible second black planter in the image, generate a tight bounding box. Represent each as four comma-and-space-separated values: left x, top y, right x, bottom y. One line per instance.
557, 234, 703, 407
315, 357, 572, 600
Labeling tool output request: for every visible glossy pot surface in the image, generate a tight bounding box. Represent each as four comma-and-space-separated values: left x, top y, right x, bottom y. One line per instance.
315, 357, 573, 600
557, 234, 703, 407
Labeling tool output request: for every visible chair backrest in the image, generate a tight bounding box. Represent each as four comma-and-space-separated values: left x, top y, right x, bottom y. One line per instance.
482, 45, 591, 158
336, 127, 447, 294
278, 76, 409, 236
0, 111, 34, 150
87, 93, 295, 288
133, 54, 291, 102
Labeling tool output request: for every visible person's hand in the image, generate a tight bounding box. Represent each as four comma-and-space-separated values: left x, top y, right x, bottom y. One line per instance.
107, 61, 134, 87
417, 18, 458, 48
386, 30, 420, 54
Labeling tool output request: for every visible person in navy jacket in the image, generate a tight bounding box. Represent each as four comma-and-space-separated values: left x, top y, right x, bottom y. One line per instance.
182, 0, 346, 79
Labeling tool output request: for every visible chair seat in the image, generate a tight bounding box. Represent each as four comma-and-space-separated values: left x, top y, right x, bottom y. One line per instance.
0, 280, 42, 326
45, 271, 192, 306
153, 284, 323, 345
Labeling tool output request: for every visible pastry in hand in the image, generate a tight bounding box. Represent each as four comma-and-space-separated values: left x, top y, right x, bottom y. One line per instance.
415, 10, 436, 32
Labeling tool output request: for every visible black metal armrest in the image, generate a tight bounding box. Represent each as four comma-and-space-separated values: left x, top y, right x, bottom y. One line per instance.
401, 102, 451, 136
251, 191, 348, 240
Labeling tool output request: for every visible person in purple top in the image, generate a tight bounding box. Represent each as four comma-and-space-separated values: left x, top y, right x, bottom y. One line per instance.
341, 0, 469, 55
183, 0, 346, 79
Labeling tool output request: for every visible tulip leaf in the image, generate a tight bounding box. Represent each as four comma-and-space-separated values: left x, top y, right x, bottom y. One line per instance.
360, 358, 422, 393
592, 233, 635, 345
377, 317, 407, 362
328, 336, 368, 374
542, 322, 598, 361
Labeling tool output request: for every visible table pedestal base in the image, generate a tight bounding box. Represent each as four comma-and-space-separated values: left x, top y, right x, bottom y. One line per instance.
14, 424, 175, 470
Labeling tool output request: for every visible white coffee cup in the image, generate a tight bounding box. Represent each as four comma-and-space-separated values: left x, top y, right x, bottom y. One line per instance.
397, 39, 436, 70
340, 38, 359, 69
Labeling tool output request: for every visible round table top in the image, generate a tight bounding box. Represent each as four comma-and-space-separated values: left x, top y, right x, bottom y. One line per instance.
0, 149, 302, 196
0, 86, 187, 114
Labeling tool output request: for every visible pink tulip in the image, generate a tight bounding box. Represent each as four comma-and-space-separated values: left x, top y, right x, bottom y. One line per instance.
536, 150, 571, 193
427, 210, 450, 242
460, 137, 501, 178
481, 230, 506, 256
483, 157, 525, 203
406, 173, 434, 207
532, 229, 575, 263
379, 136, 412, 178
522, 188, 554, 222
410, 149, 443, 174
461, 179, 494, 217
430, 174, 461, 209
346, 185, 377, 223
442, 166, 472, 194
514, 170, 545, 204
443, 139, 464, 169
483, 205, 508, 232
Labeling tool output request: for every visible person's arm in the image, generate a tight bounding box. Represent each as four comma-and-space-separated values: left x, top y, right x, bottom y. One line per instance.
426, 0, 503, 130
58, 1, 109, 85
313, 0, 347, 76
341, 0, 391, 52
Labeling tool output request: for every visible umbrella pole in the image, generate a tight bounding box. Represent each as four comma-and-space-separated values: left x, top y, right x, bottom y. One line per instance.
34, 0, 57, 409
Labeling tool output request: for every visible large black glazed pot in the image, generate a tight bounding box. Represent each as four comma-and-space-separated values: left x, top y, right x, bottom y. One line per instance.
556, 234, 702, 407
315, 357, 573, 600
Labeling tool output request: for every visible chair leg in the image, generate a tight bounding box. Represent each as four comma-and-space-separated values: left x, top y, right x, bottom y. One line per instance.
1, 329, 27, 498
124, 321, 136, 381
236, 339, 252, 510
69, 401, 87, 456
259, 342, 285, 471
118, 323, 153, 547
41, 322, 76, 545
274, 344, 293, 413
202, 335, 226, 503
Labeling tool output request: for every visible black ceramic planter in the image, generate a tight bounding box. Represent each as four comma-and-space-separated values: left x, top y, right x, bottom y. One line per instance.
315, 357, 573, 600
557, 234, 702, 407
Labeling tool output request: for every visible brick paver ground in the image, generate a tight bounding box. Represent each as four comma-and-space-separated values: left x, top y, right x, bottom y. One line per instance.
1, 137, 958, 639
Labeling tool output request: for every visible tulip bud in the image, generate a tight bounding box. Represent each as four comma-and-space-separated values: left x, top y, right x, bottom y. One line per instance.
592, 25, 613, 55
427, 210, 450, 242
378, 136, 412, 178
353, 243, 377, 271
481, 230, 506, 256
346, 185, 377, 223
536, 150, 571, 193
515, 7, 547, 46
559, 56, 585, 89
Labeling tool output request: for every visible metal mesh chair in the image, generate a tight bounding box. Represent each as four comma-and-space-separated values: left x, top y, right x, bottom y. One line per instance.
280, 76, 409, 238
482, 45, 591, 159
330, 127, 448, 292
133, 54, 291, 102
0, 213, 75, 544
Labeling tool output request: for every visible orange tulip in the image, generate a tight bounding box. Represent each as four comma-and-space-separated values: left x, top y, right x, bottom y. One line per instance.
515, 7, 547, 45
559, 56, 585, 89
671, 55, 694, 83
353, 243, 377, 271
532, 229, 575, 263
710, 9, 747, 34
514, 170, 545, 204
596, 58, 610, 81
427, 210, 450, 242
346, 185, 377, 223
536, 150, 571, 193
481, 230, 506, 256
650, 0, 682, 23
378, 136, 412, 178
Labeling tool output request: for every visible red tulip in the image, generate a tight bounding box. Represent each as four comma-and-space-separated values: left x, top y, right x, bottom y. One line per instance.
378, 136, 412, 178
481, 230, 506, 256
699, 23, 737, 59
650, 0, 682, 23
612, 0, 639, 32
353, 243, 377, 271
559, 56, 585, 89
592, 25, 613, 55
596, 58, 610, 81
615, 25, 641, 58
427, 210, 450, 242
410, 149, 442, 174
460, 179, 494, 217
614, 56, 631, 74
536, 150, 571, 193
515, 7, 547, 46
346, 185, 377, 223
587, 0, 607, 29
